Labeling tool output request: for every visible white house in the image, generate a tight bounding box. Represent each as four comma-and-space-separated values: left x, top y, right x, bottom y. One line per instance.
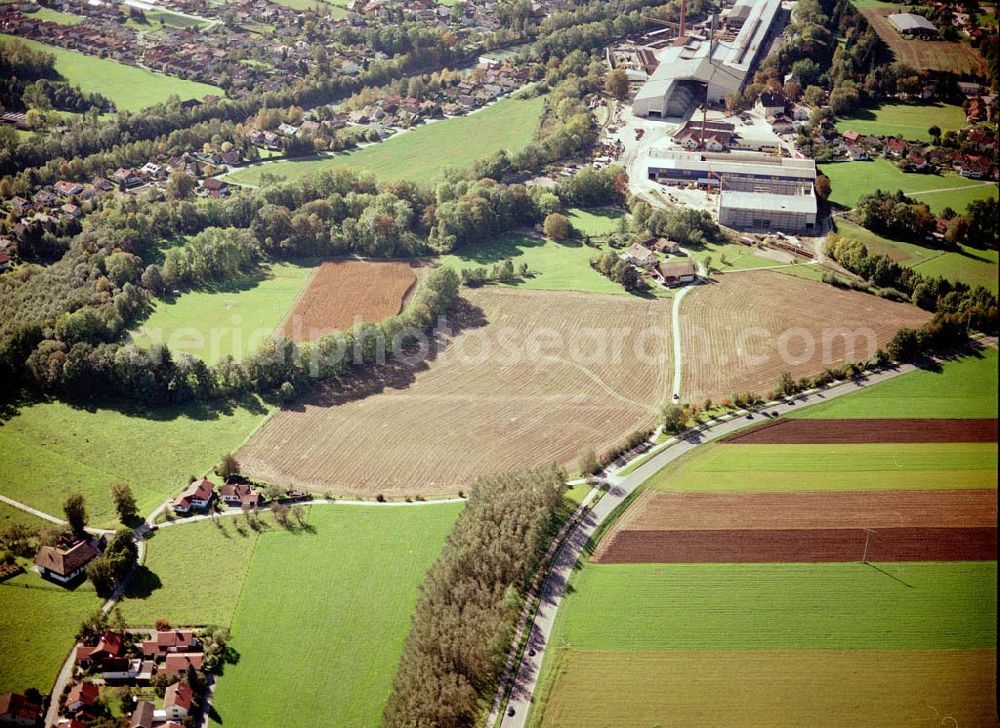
171, 479, 215, 514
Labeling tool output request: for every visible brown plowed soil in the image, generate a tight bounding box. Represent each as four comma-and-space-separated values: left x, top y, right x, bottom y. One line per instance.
278, 259, 418, 342
595, 527, 997, 563
722, 418, 998, 444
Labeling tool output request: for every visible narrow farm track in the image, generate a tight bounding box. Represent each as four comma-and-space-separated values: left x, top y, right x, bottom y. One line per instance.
492, 337, 998, 728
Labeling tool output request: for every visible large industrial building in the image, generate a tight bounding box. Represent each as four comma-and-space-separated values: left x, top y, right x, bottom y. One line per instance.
647, 150, 819, 234
632, 0, 784, 119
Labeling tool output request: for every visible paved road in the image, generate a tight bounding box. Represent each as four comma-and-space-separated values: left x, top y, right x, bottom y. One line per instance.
495, 339, 997, 727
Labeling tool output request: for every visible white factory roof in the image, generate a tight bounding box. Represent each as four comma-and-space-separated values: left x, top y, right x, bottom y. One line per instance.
721, 190, 818, 214
648, 150, 817, 179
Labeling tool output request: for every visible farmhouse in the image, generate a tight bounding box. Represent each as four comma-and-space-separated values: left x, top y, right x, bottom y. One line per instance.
621, 243, 659, 269
888, 12, 939, 38
656, 260, 698, 286
0, 693, 42, 726
34, 538, 99, 584
756, 90, 787, 117
219, 482, 263, 508
142, 629, 200, 657
76, 630, 125, 668
719, 188, 818, 234
172, 479, 215, 514
633, 0, 783, 118
645, 237, 681, 254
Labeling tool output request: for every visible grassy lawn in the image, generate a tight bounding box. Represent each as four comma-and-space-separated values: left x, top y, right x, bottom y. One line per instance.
551, 561, 996, 651
834, 218, 998, 293
691, 241, 783, 272
28, 7, 85, 24
129, 261, 315, 364
643, 441, 997, 491
211, 503, 461, 727
120, 515, 271, 627
0, 569, 101, 694
226, 93, 545, 186
0, 397, 272, 527
128, 8, 215, 31
820, 159, 998, 214
835, 102, 967, 142
0, 500, 49, 529
564, 207, 624, 237
439, 232, 627, 295
0, 34, 222, 112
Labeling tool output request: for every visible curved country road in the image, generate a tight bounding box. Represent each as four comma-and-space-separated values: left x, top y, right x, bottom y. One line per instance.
492, 337, 997, 728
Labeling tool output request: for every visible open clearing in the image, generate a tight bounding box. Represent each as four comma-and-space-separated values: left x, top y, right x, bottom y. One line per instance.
28, 7, 85, 24
121, 516, 267, 627
278, 259, 417, 342
551, 561, 996, 650
438, 233, 629, 296
226, 93, 545, 186
860, 8, 987, 75
0, 35, 222, 112
0, 396, 272, 526
678, 270, 930, 404
835, 102, 967, 142
0, 569, 100, 694
130, 261, 315, 364
0, 500, 48, 529
211, 503, 460, 728
563, 207, 625, 236
833, 218, 999, 294
531, 648, 998, 728
821, 159, 998, 213
643, 441, 997, 491
721, 417, 998, 444
796, 347, 998, 419
238, 287, 672, 495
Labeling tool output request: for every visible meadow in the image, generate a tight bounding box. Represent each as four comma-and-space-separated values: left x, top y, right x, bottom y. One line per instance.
129, 261, 316, 364
0, 569, 101, 694
820, 159, 998, 213
563, 207, 624, 236
834, 219, 999, 293
121, 516, 268, 627
0, 500, 48, 529
226, 93, 545, 186
211, 503, 461, 727
0, 396, 272, 526
552, 561, 997, 651
835, 102, 967, 142
0, 35, 222, 112
643, 442, 997, 491
796, 347, 998, 419
28, 7, 84, 24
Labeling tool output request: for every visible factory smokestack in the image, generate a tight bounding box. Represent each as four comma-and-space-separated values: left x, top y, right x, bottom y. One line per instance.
679, 0, 686, 38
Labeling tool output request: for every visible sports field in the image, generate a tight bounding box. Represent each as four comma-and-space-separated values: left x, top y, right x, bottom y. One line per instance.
0, 35, 222, 112
121, 516, 268, 627
225, 93, 545, 186
0, 396, 272, 526
0, 568, 101, 694
835, 102, 967, 142
210, 503, 461, 727
130, 261, 315, 364
797, 347, 998, 419
438, 232, 626, 295
820, 159, 998, 213
833, 219, 999, 293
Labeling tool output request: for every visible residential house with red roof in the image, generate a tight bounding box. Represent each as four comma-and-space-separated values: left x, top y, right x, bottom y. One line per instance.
219, 483, 262, 509
171, 480, 214, 514
75, 630, 124, 668
141, 630, 200, 657
0, 692, 42, 726
65, 683, 99, 714
35, 539, 99, 584
162, 653, 205, 678
162, 683, 193, 721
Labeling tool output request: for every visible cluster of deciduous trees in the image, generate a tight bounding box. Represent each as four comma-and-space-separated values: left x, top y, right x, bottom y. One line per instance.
943, 198, 999, 250
631, 199, 720, 246
383, 466, 566, 728
856, 189, 936, 241
460, 258, 527, 286
824, 234, 998, 330
590, 249, 642, 290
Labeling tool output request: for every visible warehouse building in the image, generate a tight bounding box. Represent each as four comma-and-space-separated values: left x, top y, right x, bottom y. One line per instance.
718, 188, 818, 234
647, 150, 816, 192
888, 12, 939, 38
632, 0, 784, 119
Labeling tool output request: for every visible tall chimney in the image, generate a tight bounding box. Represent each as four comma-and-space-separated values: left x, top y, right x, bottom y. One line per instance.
678, 0, 686, 38
709, 7, 718, 60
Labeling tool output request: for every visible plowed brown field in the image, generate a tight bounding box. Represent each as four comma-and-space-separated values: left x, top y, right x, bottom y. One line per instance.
278, 259, 418, 342
239, 288, 672, 495
861, 8, 987, 75
594, 489, 998, 563
679, 271, 931, 403
722, 418, 999, 444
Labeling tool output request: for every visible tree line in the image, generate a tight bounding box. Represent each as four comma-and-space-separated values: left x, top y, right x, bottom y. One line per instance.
383, 466, 566, 728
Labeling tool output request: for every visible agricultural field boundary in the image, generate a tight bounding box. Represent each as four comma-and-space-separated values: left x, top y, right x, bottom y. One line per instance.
494, 336, 998, 728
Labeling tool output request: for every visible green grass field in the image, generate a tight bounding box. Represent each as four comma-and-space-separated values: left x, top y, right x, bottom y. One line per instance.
129, 261, 315, 364
438, 232, 627, 295
0, 500, 49, 529
28, 7, 85, 24
127, 7, 215, 31
0, 569, 101, 694
271, 0, 349, 16
121, 516, 269, 627
552, 561, 996, 651
796, 347, 998, 419
211, 503, 461, 727
644, 442, 997, 491
835, 102, 967, 142
0, 397, 272, 527
834, 218, 999, 293
0, 35, 222, 112
226, 93, 545, 186
563, 207, 624, 237
820, 159, 998, 214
